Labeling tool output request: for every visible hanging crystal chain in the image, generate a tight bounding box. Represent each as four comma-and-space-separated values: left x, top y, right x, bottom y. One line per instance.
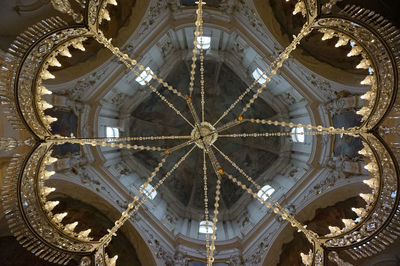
213, 20, 315, 126
204, 146, 223, 266
97, 145, 195, 248
188, 0, 205, 97
96, 156, 167, 247
202, 150, 211, 263
246, 118, 364, 136
199, 2, 206, 122
212, 144, 323, 247
91, 30, 194, 128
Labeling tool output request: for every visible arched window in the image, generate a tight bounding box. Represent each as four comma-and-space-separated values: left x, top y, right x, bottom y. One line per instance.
140, 183, 157, 200
252, 67, 267, 84
291, 127, 305, 143
196, 36, 211, 50
135, 67, 154, 85
106, 127, 119, 138
257, 184, 275, 201
199, 220, 214, 234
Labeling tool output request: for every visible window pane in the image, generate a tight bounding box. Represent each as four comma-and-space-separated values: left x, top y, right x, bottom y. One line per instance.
257, 185, 275, 201
291, 127, 304, 143
140, 183, 157, 200
136, 67, 154, 85
112, 127, 119, 138
199, 221, 214, 234
196, 36, 211, 49
252, 68, 267, 84
106, 127, 119, 138
296, 127, 305, 142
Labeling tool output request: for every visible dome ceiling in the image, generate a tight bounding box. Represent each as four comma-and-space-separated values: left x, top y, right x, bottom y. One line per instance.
3, 0, 399, 265
129, 60, 283, 211
96, 22, 314, 229
181, 0, 221, 7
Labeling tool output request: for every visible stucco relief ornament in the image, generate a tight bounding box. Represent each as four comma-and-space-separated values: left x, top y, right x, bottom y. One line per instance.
1, 0, 400, 265
173, 251, 189, 265
220, 0, 235, 14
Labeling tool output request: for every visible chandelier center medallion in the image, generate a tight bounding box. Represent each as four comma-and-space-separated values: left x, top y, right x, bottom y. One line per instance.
190, 121, 218, 149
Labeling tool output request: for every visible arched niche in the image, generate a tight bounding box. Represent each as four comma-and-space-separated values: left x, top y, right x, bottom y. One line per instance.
46, 178, 157, 266
262, 179, 369, 265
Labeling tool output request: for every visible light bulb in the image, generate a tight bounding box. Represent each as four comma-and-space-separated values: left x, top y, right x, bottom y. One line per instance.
44, 115, 58, 124
321, 30, 335, 41
43, 170, 55, 180
41, 69, 55, 80
38, 86, 52, 95
65, 222, 78, 232
347, 45, 362, 57
335, 37, 349, 47
360, 75, 375, 85
44, 201, 59, 211
42, 186, 56, 196
47, 57, 61, 67
363, 178, 378, 189
356, 58, 371, 69
78, 229, 91, 238
102, 9, 111, 21
59, 47, 72, 57
53, 212, 68, 223
39, 100, 53, 110
360, 193, 374, 203
72, 41, 85, 51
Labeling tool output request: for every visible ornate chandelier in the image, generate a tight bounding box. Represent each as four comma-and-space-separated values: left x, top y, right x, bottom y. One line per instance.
0, 0, 399, 265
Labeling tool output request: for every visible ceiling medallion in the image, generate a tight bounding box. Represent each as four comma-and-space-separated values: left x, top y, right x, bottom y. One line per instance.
0, 0, 399, 265
190, 121, 218, 150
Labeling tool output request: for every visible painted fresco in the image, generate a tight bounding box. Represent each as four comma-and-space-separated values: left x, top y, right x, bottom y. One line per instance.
45, 108, 80, 157
333, 111, 363, 158
189, 261, 228, 266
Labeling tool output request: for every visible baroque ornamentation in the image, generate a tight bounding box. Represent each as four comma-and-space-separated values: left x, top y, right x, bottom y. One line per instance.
1, 0, 400, 265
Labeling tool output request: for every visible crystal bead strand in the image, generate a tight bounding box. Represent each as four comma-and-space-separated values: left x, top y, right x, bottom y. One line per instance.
92, 30, 184, 99
92, 32, 194, 128
132, 146, 196, 216
98, 146, 195, 248
105, 135, 191, 141
188, 0, 205, 97
219, 130, 331, 138
214, 144, 291, 217
204, 147, 223, 265
240, 22, 314, 115
97, 156, 168, 246
213, 20, 315, 126
202, 150, 211, 262
247, 118, 363, 136
47, 137, 166, 152
223, 172, 322, 247
199, 1, 206, 122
